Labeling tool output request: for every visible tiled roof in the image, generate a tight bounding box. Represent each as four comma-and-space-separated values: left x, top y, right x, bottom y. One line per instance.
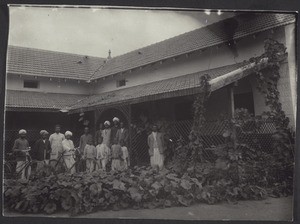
5, 90, 87, 111
93, 13, 295, 79
6, 14, 295, 82
70, 62, 250, 112
7, 46, 106, 80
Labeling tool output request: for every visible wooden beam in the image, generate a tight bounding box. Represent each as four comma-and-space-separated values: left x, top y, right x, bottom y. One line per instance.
228, 84, 235, 118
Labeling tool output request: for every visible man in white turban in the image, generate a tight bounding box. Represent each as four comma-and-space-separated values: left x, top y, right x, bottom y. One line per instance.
19, 129, 27, 134
12, 129, 30, 179
112, 117, 120, 123
102, 121, 111, 147
111, 117, 120, 144
33, 130, 51, 170
62, 131, 76, 174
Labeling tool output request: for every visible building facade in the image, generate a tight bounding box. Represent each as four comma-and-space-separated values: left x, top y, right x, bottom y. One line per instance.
5, 13, 297, 165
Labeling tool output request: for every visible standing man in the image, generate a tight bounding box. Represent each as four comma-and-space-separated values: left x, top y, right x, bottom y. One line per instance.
62, 131, 76, 174
95, 123, 103, 146
116, 122, 129, 145
79, 127, 93, 155
33, 130, 51, 170
102, 121, 112, 148
12, 129, 30, 179
83, 138, 96, 173
116, 121, 130, 166
49, 125, 65, 162
147, 124, 165, 170
111, 117, 120, 144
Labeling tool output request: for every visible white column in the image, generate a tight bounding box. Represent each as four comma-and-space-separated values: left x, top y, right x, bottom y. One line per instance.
285, 23, 297, 129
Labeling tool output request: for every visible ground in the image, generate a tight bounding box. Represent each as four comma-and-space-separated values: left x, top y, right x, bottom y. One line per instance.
4, 196, 293, 221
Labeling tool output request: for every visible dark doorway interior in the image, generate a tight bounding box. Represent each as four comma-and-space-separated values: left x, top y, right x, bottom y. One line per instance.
96, 108, 128, 128
234, 92, 255, 114
174, 100, 193, 121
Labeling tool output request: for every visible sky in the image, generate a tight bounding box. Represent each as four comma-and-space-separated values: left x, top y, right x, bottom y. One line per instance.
8, 6, 235, 58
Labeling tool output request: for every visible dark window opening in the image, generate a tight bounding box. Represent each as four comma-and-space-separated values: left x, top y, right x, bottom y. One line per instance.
116, 79, 126, 87
23, 80, 39, 89
234, 92, 255, 114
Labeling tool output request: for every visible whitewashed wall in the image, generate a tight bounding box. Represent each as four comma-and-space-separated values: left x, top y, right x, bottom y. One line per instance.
6, 74, 90, 95
93, 27, 285, 94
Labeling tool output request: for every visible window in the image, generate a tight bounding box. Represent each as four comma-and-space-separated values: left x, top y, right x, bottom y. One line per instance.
23, 80, 39, 89
116, 79, 126, 87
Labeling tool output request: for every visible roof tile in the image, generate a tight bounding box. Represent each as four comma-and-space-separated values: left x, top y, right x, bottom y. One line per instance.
70, 62, 247, 112
6, 13, 295, 82
7, 46, 105, 80
5, 90, 87, 110
93, 13, 295, 79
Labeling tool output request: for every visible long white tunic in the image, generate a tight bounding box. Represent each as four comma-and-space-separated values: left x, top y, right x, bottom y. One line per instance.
49, 133, 65, 159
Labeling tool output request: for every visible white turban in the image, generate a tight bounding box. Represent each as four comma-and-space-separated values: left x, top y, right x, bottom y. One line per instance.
19, 129, 27, 134
40, 130, 49, 135
65, 131, 73, 136
104, 121, 110, 126
113, 117, 119, 122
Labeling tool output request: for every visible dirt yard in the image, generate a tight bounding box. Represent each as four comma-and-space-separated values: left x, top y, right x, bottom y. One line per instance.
4, 196, 293, 221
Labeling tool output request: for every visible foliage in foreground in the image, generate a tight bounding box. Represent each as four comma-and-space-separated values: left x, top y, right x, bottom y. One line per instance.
3, 163, 282, 216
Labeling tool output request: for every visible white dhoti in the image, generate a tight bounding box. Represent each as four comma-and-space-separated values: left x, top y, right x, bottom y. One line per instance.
16, 161, 30, 180
150, 148, 164, 170
86, 159, 95, 173
50, 153, 58, 160
111, 159, 121, 171
96, 159, 108, 171
64, 155, 76, 174
96, 143, 110, 171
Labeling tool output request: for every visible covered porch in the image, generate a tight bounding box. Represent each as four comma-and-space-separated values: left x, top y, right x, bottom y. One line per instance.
69, 58, 271, 166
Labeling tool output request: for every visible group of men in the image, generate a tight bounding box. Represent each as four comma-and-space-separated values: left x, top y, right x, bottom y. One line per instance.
81, 117, 130, 172
11, 116, 166, 179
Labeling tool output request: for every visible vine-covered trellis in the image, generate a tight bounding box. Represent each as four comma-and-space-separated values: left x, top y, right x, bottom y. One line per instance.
170, 38, 294, 201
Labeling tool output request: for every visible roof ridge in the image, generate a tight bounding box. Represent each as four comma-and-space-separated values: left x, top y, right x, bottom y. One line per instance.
92, 13, 295, 79
98, 13, 287, 61
103, 15, 235, 60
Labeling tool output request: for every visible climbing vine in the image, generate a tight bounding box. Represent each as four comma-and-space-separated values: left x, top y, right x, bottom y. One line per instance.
170, 38, 294, 200
253, 38, 290, 129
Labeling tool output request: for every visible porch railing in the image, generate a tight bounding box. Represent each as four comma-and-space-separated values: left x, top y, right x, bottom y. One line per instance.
4, 119, 277, 165
130, 119, 277, 165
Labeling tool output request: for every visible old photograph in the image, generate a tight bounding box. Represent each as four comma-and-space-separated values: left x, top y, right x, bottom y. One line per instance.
2, 5, 297, 220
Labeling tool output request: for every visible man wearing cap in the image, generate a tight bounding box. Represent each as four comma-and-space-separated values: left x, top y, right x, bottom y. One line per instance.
12, 129, 30, 179
102, 121, 112, 147
79, 126, 93, 155
62, 131, 76, 174
33, 130, 51, 170
111, 117, 120, 144
116, 121, 129, 146
49, 125, 65, 162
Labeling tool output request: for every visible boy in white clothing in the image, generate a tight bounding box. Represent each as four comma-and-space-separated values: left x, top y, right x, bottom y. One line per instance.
96, 136, 110, 171
83, 138, 96, 173
120, 140, 129, 170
